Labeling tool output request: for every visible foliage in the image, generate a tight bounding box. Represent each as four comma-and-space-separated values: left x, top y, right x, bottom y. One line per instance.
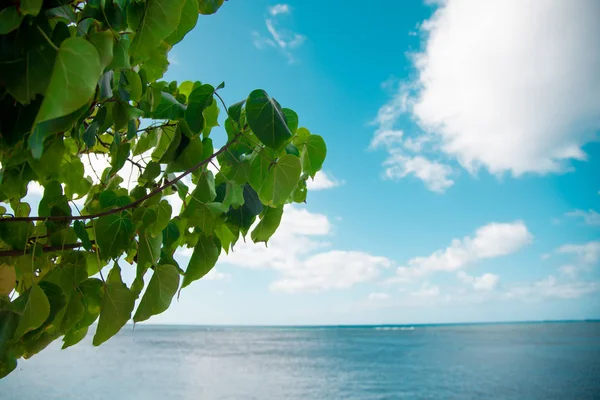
0, 0, 327, 378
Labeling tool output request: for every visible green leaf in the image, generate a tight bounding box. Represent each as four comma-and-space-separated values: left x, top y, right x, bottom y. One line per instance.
162, 218, 182, 250
150, 201, 172, 236
293, 127, 311, 146
73, 221, 93, 251
129, 0, 187, 62
62, 326, 88, 349
185, 84, 214, 134
108, 34, 131, 70
251, 206, 283, 244
246, 89, 292, 149
153, 92, 186, 120
19, 0, 42, 17
259, 154, 302, 206
299, 135, 327, 177
60, 292, 85, 333
12, 285, 50, 340
182, 234, 219, 288
223, 182, 245, 208
75, 278, 104, 330
137, 228, 162, 274
133, 128, 159, 156
133, 264, 180, 322
94, 212, 135, 260
283, 108, 299, 134
0, 7, 22, 35
198, 0, 224, 14
121, 70, 143, 102
167, 137, 203, 172
203, 99, 220, 137
93, 266, 135, 346
88, 30, 114, 70
228, 100, 245, 124
248, 150, 273, 192
165, 0, 199, 46
32, 37, 102, 146
138, 161, 161, 185
214, 224, 236, 253
0, 264, 16, 296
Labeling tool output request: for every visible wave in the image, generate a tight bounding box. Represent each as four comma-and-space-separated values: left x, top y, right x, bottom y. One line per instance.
374, 326, 415, 331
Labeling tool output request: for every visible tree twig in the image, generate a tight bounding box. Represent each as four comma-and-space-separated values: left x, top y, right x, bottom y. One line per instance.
0, 135, 240, 224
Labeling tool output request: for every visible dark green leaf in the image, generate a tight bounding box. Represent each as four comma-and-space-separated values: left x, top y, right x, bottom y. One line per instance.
153, 92, 186, 120
185, 84, 214, 134
0, 7, 22, 35
198, 0, 224, 14
283, 108, 299, 134
73, 221, 93, 251
94, 213, 135, 260
246, 89, 292, 149
182, 234, 219, 287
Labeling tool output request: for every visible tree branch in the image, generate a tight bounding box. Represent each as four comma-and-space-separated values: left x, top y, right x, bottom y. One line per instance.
0, 242, 87, 257
0, 134, 240, 224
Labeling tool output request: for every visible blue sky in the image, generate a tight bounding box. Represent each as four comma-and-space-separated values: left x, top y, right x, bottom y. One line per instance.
16, 0, 600, 325
151, 0, 600, 325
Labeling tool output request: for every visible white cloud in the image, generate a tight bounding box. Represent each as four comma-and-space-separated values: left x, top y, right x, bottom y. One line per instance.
306, 171, 343, 191
565, 209, 600, 226
457, 271, 499, 291
558, 265, 578, 278
505, 276, 600, 300
368, 292, 391, 301
221, 205, 393, 293
391, 221, 532, 282
253, 7, 305, 63
203, 269, 231, 281
269, 4, 290, 16
383, 150, 454, 193
411, 283, 440, 298
556, 241, 600, 265
372, 0, 600, 189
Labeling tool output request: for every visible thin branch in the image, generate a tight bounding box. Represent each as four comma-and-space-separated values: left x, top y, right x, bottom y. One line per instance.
127, 158, 144, 172
1, 135, 241, 224
0, 242, 91, 257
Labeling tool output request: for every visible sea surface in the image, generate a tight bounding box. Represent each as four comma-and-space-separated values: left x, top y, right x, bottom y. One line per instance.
2, 322, 599, 399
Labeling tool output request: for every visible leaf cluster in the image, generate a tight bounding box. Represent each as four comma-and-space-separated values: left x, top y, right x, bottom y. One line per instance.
0, 0, 326, 378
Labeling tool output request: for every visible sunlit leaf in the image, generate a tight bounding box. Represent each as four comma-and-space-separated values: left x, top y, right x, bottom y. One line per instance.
133, 264, 180, 322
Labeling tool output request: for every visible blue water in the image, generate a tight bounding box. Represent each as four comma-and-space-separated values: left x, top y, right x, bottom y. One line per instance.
2, 322, 599, 399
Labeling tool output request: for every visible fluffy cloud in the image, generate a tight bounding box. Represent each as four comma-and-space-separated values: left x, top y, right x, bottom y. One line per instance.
565, 209, 600, 226
391, 221, 532, 282
457, 271, 499, 291
383, 150, 454, 193
269, 4, 290, 16
372, 0, 600, 190
306, 171, 343, 191
221, 205, 393, 293
253, 6, 305, 63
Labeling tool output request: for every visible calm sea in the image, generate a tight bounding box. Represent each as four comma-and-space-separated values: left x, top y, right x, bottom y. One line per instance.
2, 322, 599, 399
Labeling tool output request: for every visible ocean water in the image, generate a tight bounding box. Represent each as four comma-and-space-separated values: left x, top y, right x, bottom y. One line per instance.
2, 322, 599, 399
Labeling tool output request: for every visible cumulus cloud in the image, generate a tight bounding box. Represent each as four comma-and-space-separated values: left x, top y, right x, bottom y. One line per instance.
383, 150, 454, 193
565, 209, 600, 226
221, 205, 393, 293
306, 171, 343, 191
391, 221, 532, 282
372, 0, 600, 190
253, 6, 305, 63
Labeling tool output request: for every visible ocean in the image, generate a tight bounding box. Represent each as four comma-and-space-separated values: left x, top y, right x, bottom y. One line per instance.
2, 322, 599, 399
